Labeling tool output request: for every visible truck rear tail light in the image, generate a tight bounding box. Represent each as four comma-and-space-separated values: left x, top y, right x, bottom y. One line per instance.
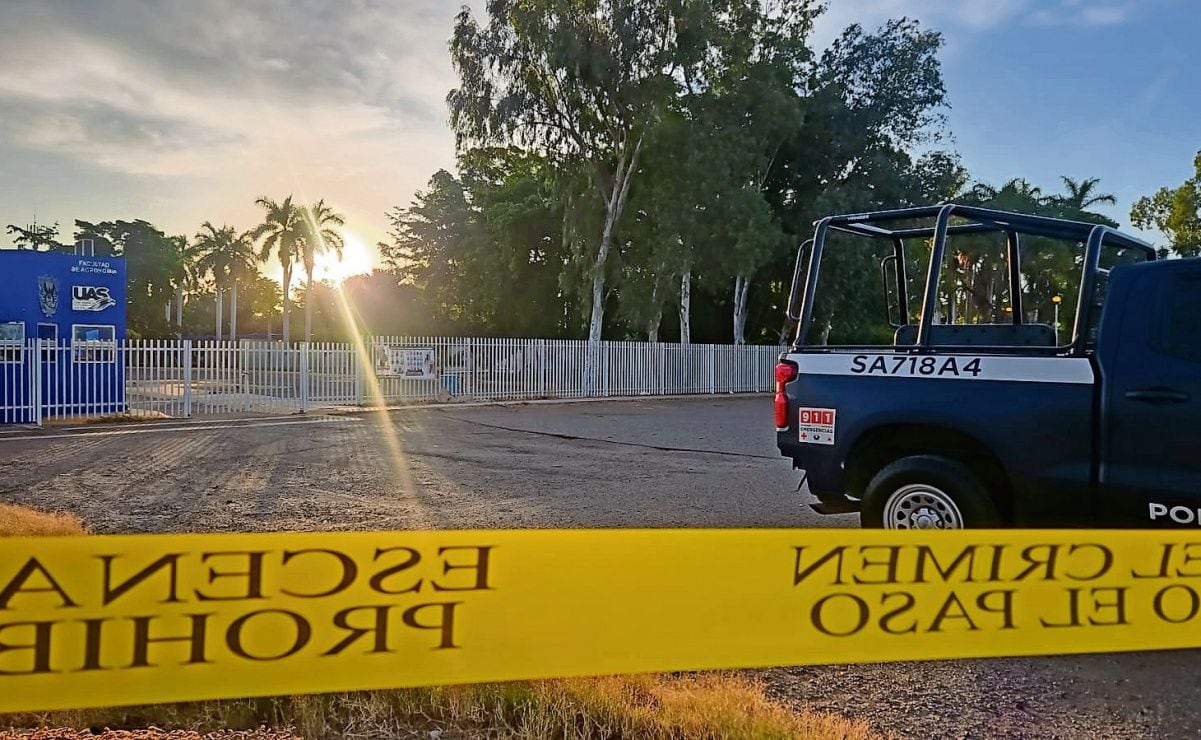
774, 361, 798, 429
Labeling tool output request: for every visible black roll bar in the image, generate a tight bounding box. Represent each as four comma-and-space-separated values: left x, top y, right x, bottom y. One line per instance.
1006, 230, 1023, 325
795, 221, 829, 341
892, 237, 909, 325
785, 238, 814, 322
915, 204, 956, 348
1069, 224, 1108, 356
789, 203, 1155, 351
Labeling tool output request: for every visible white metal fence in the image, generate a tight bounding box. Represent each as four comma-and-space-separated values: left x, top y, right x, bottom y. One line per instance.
0, 337, 780, 425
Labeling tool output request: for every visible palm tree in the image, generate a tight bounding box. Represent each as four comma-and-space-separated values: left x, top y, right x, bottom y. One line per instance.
249, 196, 304, 344
300, 199, 345, 342
1057, 176, 1117, 211
226, 231, 259, 341
168, 235, 203, 332
195, 223, 256, 340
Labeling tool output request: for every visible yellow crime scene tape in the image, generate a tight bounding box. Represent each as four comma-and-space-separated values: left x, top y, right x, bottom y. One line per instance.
4, 528, 1201, 712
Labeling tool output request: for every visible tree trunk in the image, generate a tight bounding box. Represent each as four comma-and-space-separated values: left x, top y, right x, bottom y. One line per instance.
230, 280, 239, 341
587, 224, 614, 345
215, 288, 223, 341
646, 278, 662, 342
585, 133, 645, 393
818, 317, 833, 345
732, 274, 751, 345
778, 320, 793, 346
647, 306, 662, 343
175, 284, 183, 328
679, 270, 692, 346
304, 268, 314, 343
587, 133, 645, 345
282, 268, 292, 345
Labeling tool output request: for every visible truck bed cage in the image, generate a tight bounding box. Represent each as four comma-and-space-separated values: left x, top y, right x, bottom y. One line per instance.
788, 204, 1156, 357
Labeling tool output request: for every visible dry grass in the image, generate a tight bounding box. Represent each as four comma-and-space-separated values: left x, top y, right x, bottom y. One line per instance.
0, 502, 87, 537
8, 674, 875, 739
2, 506, 874, 739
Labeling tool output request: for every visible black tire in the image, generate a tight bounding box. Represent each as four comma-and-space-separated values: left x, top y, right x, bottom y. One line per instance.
861, 455, 1000, 529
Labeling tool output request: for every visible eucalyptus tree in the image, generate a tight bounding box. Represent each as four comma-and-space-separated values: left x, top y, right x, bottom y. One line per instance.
448, 0, 690, 345
759, 17, 952, 345
684, 0, 815, 344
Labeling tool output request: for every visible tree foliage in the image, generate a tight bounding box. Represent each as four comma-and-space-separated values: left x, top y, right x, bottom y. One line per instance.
5, 222, 67, 251
448, 0, 749, 343
380, 149, 571, 337
430, 4, 971, 345
71, 219, 184, 338
1131, 150, 1201, 257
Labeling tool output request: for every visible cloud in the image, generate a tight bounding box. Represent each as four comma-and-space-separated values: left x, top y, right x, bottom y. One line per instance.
0, 101, 245, 177
816, 0, 1139, 44
0, 1, 452, 172
0, 0, 467, 242
1076, 6, 1131, 25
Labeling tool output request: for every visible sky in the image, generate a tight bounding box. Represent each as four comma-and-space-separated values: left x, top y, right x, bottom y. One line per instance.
0, 0, 1197, 278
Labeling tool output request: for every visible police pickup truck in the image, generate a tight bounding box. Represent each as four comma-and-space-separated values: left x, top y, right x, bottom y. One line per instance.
775, 204, 1200, 529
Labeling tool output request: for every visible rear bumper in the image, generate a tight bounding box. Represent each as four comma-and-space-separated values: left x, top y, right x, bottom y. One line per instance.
809, 496, 861, 515
777, 432, 849, 500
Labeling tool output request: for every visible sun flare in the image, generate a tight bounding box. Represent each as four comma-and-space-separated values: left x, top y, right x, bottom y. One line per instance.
313, 229, 374, 284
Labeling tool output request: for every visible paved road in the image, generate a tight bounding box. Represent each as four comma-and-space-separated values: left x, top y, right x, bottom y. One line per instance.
1, 396, 1197, 739
0, 396, 847, 532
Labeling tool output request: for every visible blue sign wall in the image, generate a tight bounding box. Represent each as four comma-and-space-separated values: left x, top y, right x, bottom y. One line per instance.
0, 252, 128, 423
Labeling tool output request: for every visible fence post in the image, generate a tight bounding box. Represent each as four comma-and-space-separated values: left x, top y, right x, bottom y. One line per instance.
31, 340, 42, 427
300, 342, 311, 413
708, 344, 716, 394
731, 346, 738, 394
237, 340, 247, 406
603, 342, 611, 397
181, 340, 193, 417
659, 344, 666, 396
354, 344, 365, 406
539, 339, 547, 398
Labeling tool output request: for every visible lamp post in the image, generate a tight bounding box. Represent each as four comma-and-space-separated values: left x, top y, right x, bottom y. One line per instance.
1052, 295, 1063, 344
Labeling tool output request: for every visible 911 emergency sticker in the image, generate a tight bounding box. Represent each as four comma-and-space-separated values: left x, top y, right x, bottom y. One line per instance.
798, 407, 836, 445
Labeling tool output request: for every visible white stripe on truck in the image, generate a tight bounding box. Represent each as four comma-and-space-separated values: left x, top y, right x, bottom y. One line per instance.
783, 352, 1094, 385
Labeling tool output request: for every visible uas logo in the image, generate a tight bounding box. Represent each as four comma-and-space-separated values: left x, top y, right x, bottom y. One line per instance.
38, 275, 59, 317
72, 285, 116, 312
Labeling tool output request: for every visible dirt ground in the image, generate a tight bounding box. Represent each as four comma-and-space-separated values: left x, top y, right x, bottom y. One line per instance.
2, 396, 1199, 739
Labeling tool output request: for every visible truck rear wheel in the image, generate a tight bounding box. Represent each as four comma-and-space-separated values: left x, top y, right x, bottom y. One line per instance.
861, 455, 1000, 529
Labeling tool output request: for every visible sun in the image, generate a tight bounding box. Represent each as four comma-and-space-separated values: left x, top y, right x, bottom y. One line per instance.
313, 229, 374, 284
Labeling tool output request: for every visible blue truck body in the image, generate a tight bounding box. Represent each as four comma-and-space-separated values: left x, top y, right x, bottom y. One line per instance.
776, 206, 1200, 528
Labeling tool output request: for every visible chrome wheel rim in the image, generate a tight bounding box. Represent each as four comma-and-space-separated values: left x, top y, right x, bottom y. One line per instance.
883, 483, 964, 529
